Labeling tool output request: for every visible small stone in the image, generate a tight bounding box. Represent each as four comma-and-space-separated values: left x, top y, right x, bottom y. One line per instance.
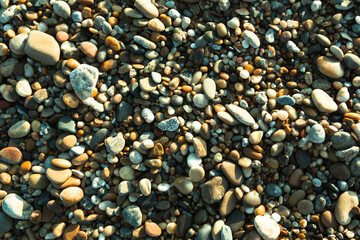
123, 205, 142, 227
2, 193, 34, 219
174, 176, 194, 195
117, 101, 134, 123
16, 79, 32, 97
24, 30, 60, 65
243, 30, 260, 48
53, 1, 71, 18
203, 78, 216, 100
63, 93, 80, 108
118, 181, 135, 196
60, 187, 84, 205
277, 95, 296, 106
192, 137, 207, 157
33, 89, 48, 103
254, 215, 280, 240
70, 64, 99, 100
9, 34, 28, 55
148, 18, 165, 32
249, 131, 263, 144
336, 87, 350, 102
330, 45, 344, 60
58, 115, 76, 133
63, 224, 80, 240
129, 150, 143, 164
151, 72, 162, 83
134, 0, 159, 18
0, 212, 13, 237
158, 117, 179, 131
243, 190, 261, 207
46, 165, 72, 184
189, 165, 205, 182
321, 211, 338, 229
8, 120, 30, 138
343, 53, 360, 69
200, 176, 228, 204
90, 128, 109, 149
139, 178, 152, 196
80, 42, 98, 58
226, 104, 255, 126
316, 56, 344, 79
220, 225, 233, 240
212, 219, 225, 240
139, 77, 157, 92
335, 191, 359, 225
0, 146, 22, 164
145, 222, 161, 237
221, 161, 244, 186
105, 36, 121, 51
331, 132, 355, 150
311, 89, 338, 113
105, 135, 125, 155
308, 124, 325, 143
193, 94, 209, 108
297, 199, 314, 215
29, 174, 50, 189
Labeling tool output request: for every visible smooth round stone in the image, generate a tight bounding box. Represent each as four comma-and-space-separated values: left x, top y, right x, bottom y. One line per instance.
2, 193, 34, 219
60, 187, 84, 205
350, 157, 360, 177
265, 183, 282, 197
335, 191, 359, 225
317, 56, 344, 78
189, 165, 205, 182
216, 23, 227, 37
187, 153, 202, 167
46, 165, 72, 184
308, 124, 325, 143
200, 176, 228, 204
118, 180, 135, 196
297, 199, 314, 215
277, 95, 295, 106
343, 53, 360, 69
329, 163, 350, 180
243, 30, 260, 48
0, 146, 22, 164
330, 132, 355, 150
52, 158, 72, 168
63, 93, 80, 108
174, 176, 194, 195
104, 36, 121, 51
80, 42, 98, 58
62, 135, 77, 149
8, 120, 30, 138
139, 77, 157, 92
28, 174, 49, 189
243, 190, 261, 207
145, 222, 161, 237
0, 212, 13, 237
9, 34, 28, 55
321, 211, 338, 229
16, 79, 32, 97
270, 129, 286, 142
202, 78, 216, 100
119, 166, 135, 180
193, 94, 209, 108
139, 178, 151, 196
129, 150, 143, 164
316, 34, 331, 46
336, 87, 350, 102
123, 205, 142, 227
151, 72, 162, 83
134, 0, 159, 18
220, 225, 232, 240
221, 161, 243, 185
212, 219, 225, 240
53, 1, 71, 18
311, 89, 338, 113
330, 45, 344, 60
254, 215, 280, 240
148, 18, 165, 32
141, 108, 155, 123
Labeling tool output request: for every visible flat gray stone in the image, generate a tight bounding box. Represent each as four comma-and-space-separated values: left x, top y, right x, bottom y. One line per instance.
226, 104, 255, 126
69, 64, 99, 100
2, 194, 34, 220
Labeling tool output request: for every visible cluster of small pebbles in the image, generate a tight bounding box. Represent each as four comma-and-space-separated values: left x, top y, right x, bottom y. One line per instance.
1, 0, 360, 239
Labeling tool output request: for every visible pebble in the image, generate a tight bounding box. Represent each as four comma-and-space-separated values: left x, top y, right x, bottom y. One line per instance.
220, 225, 233, 240
53, 1, 71, 18
158, 117, 179, 131
343, 53, 360, 69
2, 193, 34, 219
8, 120, 30, 138
145, 222, 161, 237
308, 124, 325, 143
297, 199, 314, 215
316, 56, 344, 79
243, 30, 260, 48
321, 211, 338, 229
335, 191, 359, 225
193, 94, 209, 108
203, 78, 216, 100
134, 0, 159, 18
311, 89, 338, 113
254, 215, 280, 240
80, 42, 98, 58
60, 187, 84, 205
123, 205, 142, 227
0, 146, 22, 164
174, 176, 194, 195
201, 176, 228, 204
9, 34, 28, 55
29, 173, 50, 189
189, 165, 205, 182
0, 212, 13, 237
265, 183, 282, 198
226, 104, 255, 126
46, 165, 72, 184
16, 79, 32, 97
221, 161, 243, 185
70, 64, 99, 100
331, 132, 355, 150
24, 30, 60, 65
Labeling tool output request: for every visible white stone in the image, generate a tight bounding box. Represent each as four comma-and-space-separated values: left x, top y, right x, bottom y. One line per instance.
141, 108, 155, 123
151, 72, 162, 83
129, 150, 143, 164
16, 79, 32, 97
70, 64, 99, 100
2, 193, 34, 219
187, 153, 202, 168
193, 94, 208, 108
254, 215, 280, 240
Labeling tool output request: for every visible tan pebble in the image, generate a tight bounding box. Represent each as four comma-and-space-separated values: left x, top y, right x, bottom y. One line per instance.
139, 178, 152, 196
62, 135, 77, 149
60, 187, 84, 205
72, 153, 88, 165
52, 158, 72, 168
30, 209, 41, 224
238, 157, 252, 167
53, 222, 66, 238
56, 31, 69, 43
29, 174, 50, 189
105, 36, 121, 51
80, 41, 97, 58
54, 176, 81, 189
46, 165, 72, 184
101, 59, 117, 71
166, 222, 177, 234
0, 146, 23, 164
103, 225, 116, 237
63, 224, 80, 240
0, 172, 11, 184
174, 176, 193, 195
19, 161, 31, 175
74, 209, 85, 222
148, 18, 165, 32
145, 222, 162, 237
189, 165, 205, 182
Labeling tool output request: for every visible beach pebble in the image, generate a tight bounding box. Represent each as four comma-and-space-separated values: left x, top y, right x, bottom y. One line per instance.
254, 215, 280, 240
0, 146, 22, 164
60, 187, 84, 205
2, 193, 34, 219
123, 205, 142, 227
69, 64, 99, 100
53, 1, 71, 18
201, 176, 228, 204
8, 120, 31, 138
9, 34, 28, 55
311, 89, 338, 113
24, 30, 60, 65
308, 124, 325, 143
243, 30, 260, 48
226, 104, 255, 126
16, 79, 32, 97
335, 191, 359, 225
174, 176, 194, 195
316, 56, 344, 79
158, 117, 179, 131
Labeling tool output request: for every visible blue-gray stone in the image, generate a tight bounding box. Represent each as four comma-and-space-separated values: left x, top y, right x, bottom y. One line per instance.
90, 128, 109, 149
117, 101, 134, 123
119, 226, 133, 238
196, 223, 212, 240
221, 225, 233, 240
277, 95, 296, 106
226, 209, 245, 233
58, 115, 76, 133
295, 150, 311, 168
123, 205, 142, 227
265, 183, 282, 197
314, 195, 326, 212
0, 212, 13, 237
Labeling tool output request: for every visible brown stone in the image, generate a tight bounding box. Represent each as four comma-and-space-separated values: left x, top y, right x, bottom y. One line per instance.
0, 146, 22, 164
145, 222, 162, 237
46, 165, 72, 184
63, 224, 80, 240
